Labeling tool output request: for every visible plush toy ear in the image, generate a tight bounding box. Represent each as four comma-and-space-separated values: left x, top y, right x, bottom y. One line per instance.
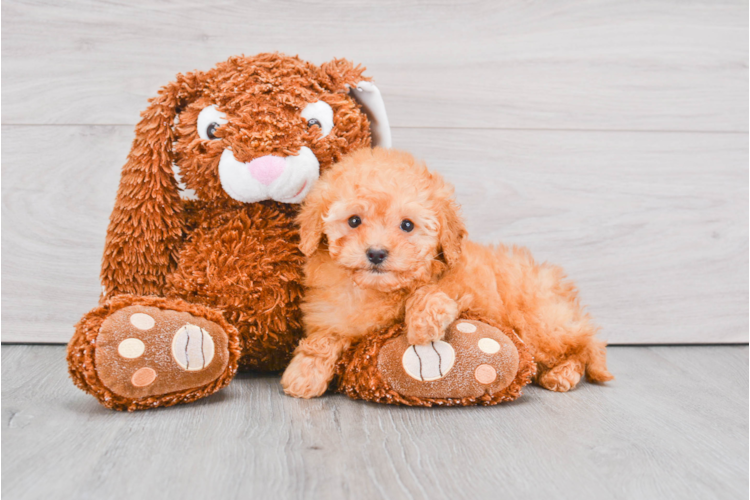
438, 197, 467, 268
320, 58, 392, 148
320, 58, 368, 91
100, 72, 203, 297
296, 184, 330, 257
348, 81, 392, 148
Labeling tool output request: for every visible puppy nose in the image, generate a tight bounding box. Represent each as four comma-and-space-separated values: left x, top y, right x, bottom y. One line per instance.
248, 155, 285, 185
366, 248, 388, 265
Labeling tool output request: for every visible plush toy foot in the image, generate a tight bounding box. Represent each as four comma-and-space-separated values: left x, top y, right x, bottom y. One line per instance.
68, 295, 241, 411
335, 316, 536, 406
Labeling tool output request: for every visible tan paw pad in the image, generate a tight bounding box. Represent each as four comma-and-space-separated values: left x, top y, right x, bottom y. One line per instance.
131, 367, 157, 387
172, 325, 215, 371
474, 364, 497, 384
402, 341, 455, 381
477, 337, 501, 354
118, 338, 145, 359
130, 313, 155, 330
455, 322, 477, 333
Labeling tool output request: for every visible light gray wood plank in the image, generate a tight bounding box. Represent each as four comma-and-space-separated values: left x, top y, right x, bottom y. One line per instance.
395, 128, 749, 345
2, 125, 746, 344
2, 345, 747, 500
2, 0, 747, 132
1, 125, 126, 343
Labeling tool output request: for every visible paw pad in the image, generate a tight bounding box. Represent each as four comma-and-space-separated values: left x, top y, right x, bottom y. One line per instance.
477, 337, 500, 354
474, 364, 497, 384
171, 325, 215, 371
131, 367, 157, 387
455, 322, 477, 333
402, 341, 455, 381
129, 313, 155, 330
118, 338, 145, 359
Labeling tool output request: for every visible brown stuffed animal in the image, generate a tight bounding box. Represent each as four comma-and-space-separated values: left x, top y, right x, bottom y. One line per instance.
335, 315, 536, 406
67, 53, 392, 411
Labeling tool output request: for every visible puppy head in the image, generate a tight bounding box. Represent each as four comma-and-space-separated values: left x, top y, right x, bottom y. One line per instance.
298, 148, 466, 292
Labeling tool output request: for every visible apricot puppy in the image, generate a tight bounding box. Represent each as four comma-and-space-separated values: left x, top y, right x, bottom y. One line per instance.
281, 148, 613, 398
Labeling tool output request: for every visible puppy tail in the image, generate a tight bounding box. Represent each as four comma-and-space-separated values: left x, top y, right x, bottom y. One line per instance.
584, 338, 614, 383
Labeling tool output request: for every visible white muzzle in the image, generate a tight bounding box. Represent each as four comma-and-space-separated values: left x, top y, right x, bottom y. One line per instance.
218, 146, 320, 204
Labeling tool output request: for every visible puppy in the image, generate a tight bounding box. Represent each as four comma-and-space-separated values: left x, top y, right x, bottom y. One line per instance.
281, 148, 613, 398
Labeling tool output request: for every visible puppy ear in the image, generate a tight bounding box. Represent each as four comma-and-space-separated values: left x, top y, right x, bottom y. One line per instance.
101, 71, 204, 297
297, 184, 330, 257
438, 197, 467, 268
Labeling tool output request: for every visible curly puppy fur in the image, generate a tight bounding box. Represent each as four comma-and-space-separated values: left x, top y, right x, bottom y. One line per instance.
281, 148, 613, 398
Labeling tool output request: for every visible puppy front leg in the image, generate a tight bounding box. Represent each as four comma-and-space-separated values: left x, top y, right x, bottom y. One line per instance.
405, 285, 459, 345
281, 331, 351, 399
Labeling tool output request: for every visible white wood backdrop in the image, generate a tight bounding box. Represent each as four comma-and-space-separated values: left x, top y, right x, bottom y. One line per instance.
2, 0, 747, 344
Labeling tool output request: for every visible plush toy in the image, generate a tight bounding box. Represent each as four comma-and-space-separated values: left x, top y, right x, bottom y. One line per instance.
335, 315, 535, 406
67, 53, 392, 410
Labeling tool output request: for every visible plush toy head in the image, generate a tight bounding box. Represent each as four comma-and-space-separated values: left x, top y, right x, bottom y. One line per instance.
172, 55, 380, 204
102, 53, 390, 297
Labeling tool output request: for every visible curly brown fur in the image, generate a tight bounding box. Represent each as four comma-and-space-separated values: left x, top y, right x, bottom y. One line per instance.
164, 200, 306, 370
282, 148, 612, 399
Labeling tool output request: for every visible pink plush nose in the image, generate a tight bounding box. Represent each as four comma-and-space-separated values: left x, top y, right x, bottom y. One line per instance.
248, 155, 285, 185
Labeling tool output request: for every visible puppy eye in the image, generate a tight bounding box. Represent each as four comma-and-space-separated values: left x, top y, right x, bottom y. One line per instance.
348, 215, 362, 228
301, 101, 334, 138
400, 219, 415, 232
197, 105, 228, 141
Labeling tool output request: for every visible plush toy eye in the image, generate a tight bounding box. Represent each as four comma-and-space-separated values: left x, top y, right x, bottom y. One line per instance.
206, 123, 220, 140
197, 105, 228, 141
400, 219, 415, 232
348, 215, 362, 228
301, 101, 334, 138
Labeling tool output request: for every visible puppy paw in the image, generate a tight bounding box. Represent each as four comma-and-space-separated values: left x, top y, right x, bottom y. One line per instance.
406, 290, 459, 345
537, 360, 584, 392
281, 354, 331, 399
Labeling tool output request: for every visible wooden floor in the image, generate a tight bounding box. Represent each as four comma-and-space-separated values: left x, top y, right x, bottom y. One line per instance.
3, 345, 747, 500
